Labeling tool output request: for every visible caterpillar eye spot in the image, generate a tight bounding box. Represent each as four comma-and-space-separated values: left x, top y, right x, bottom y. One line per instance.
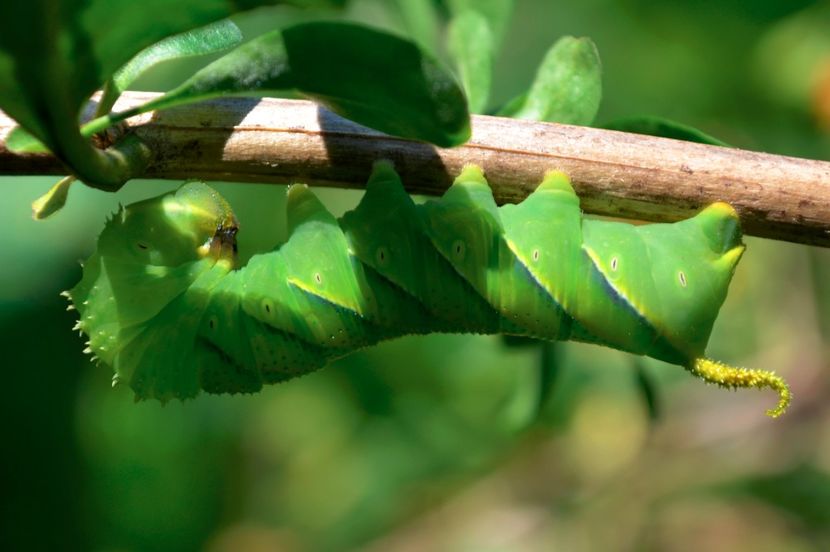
532, 249, 540, 262
263, 301, 272, 315
376, 246, 389, 265
208, 316, 217, 330
679, 271, 688, 287
611, 256, 619, 271
314, 273, 323, 285
452, 240, 466, 260
137, 242, 148, 250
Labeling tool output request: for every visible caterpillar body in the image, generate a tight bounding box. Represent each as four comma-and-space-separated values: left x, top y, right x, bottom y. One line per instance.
67, 163, 790, 416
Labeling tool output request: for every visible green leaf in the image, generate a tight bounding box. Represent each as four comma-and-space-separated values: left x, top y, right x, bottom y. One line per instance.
6, 127, 50, 154
0, 0, 295, 188
535, 342, 560, 420
503, 36, 602, 125
603, 116, 730, 147
97, 22, 471, 147
395, 0, 440, 54
631, 358, 660, 422
448, 10, 494, 114
31, 176, 75, 220
497, 339, 561, 427
97, 20, 243, 116
447, 0, 513, 48
490, 91, 526, 116
721, 464, 830, 530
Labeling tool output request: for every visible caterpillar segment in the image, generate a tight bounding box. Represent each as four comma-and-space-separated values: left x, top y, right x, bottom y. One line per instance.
67, 163, 790, 416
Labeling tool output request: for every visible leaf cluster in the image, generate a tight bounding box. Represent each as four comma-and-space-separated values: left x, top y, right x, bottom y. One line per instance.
0, 1, 725, 205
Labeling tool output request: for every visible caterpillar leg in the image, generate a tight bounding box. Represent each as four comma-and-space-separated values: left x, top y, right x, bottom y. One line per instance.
688, 358, 791, 418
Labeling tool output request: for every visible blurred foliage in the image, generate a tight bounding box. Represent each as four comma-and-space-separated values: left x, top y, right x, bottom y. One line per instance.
720, 464, 830, 531
2, 1, 830, 551
0, 0, 290, 186
498, 35, 602, 124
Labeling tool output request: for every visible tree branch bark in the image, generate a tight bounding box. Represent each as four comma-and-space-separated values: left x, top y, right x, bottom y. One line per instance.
2, 91, 829, 246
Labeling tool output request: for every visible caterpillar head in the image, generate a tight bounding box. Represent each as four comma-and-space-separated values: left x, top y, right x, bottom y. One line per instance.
99, 181, 239, 267
67, 182, 238, 369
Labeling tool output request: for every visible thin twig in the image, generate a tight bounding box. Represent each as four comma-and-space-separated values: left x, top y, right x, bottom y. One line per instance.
2, 91, 829, 246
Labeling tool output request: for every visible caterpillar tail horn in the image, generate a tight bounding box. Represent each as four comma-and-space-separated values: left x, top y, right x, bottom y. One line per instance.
688, 358, 791, 418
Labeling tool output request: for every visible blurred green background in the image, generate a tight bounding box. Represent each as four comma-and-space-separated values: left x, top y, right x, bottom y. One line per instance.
3, 1, 830, 550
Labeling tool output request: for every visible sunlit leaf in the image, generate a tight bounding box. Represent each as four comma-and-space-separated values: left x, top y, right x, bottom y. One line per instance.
502, 36, 602, 125
31, 176, 75, 220
97, 19, 243, 115
447, 0, 513, 48
94, 22, 471, 147
448, 10, 493, 113
5, 126, 49, 154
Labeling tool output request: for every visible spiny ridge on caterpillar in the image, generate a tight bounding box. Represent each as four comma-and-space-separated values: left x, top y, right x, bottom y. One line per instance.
66, 162, 790, 417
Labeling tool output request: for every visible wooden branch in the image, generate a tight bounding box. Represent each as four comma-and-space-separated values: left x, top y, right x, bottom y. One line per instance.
2, 91, 829, 246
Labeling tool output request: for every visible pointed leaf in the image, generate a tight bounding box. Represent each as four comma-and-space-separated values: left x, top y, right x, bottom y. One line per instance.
448, 10, 494, 114
97, 20, 243, 115
31, 176, 75, 220
113, 20, 242, 94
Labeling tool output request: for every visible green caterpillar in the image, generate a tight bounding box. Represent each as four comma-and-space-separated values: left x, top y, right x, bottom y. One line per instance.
66, 162, 791, 416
